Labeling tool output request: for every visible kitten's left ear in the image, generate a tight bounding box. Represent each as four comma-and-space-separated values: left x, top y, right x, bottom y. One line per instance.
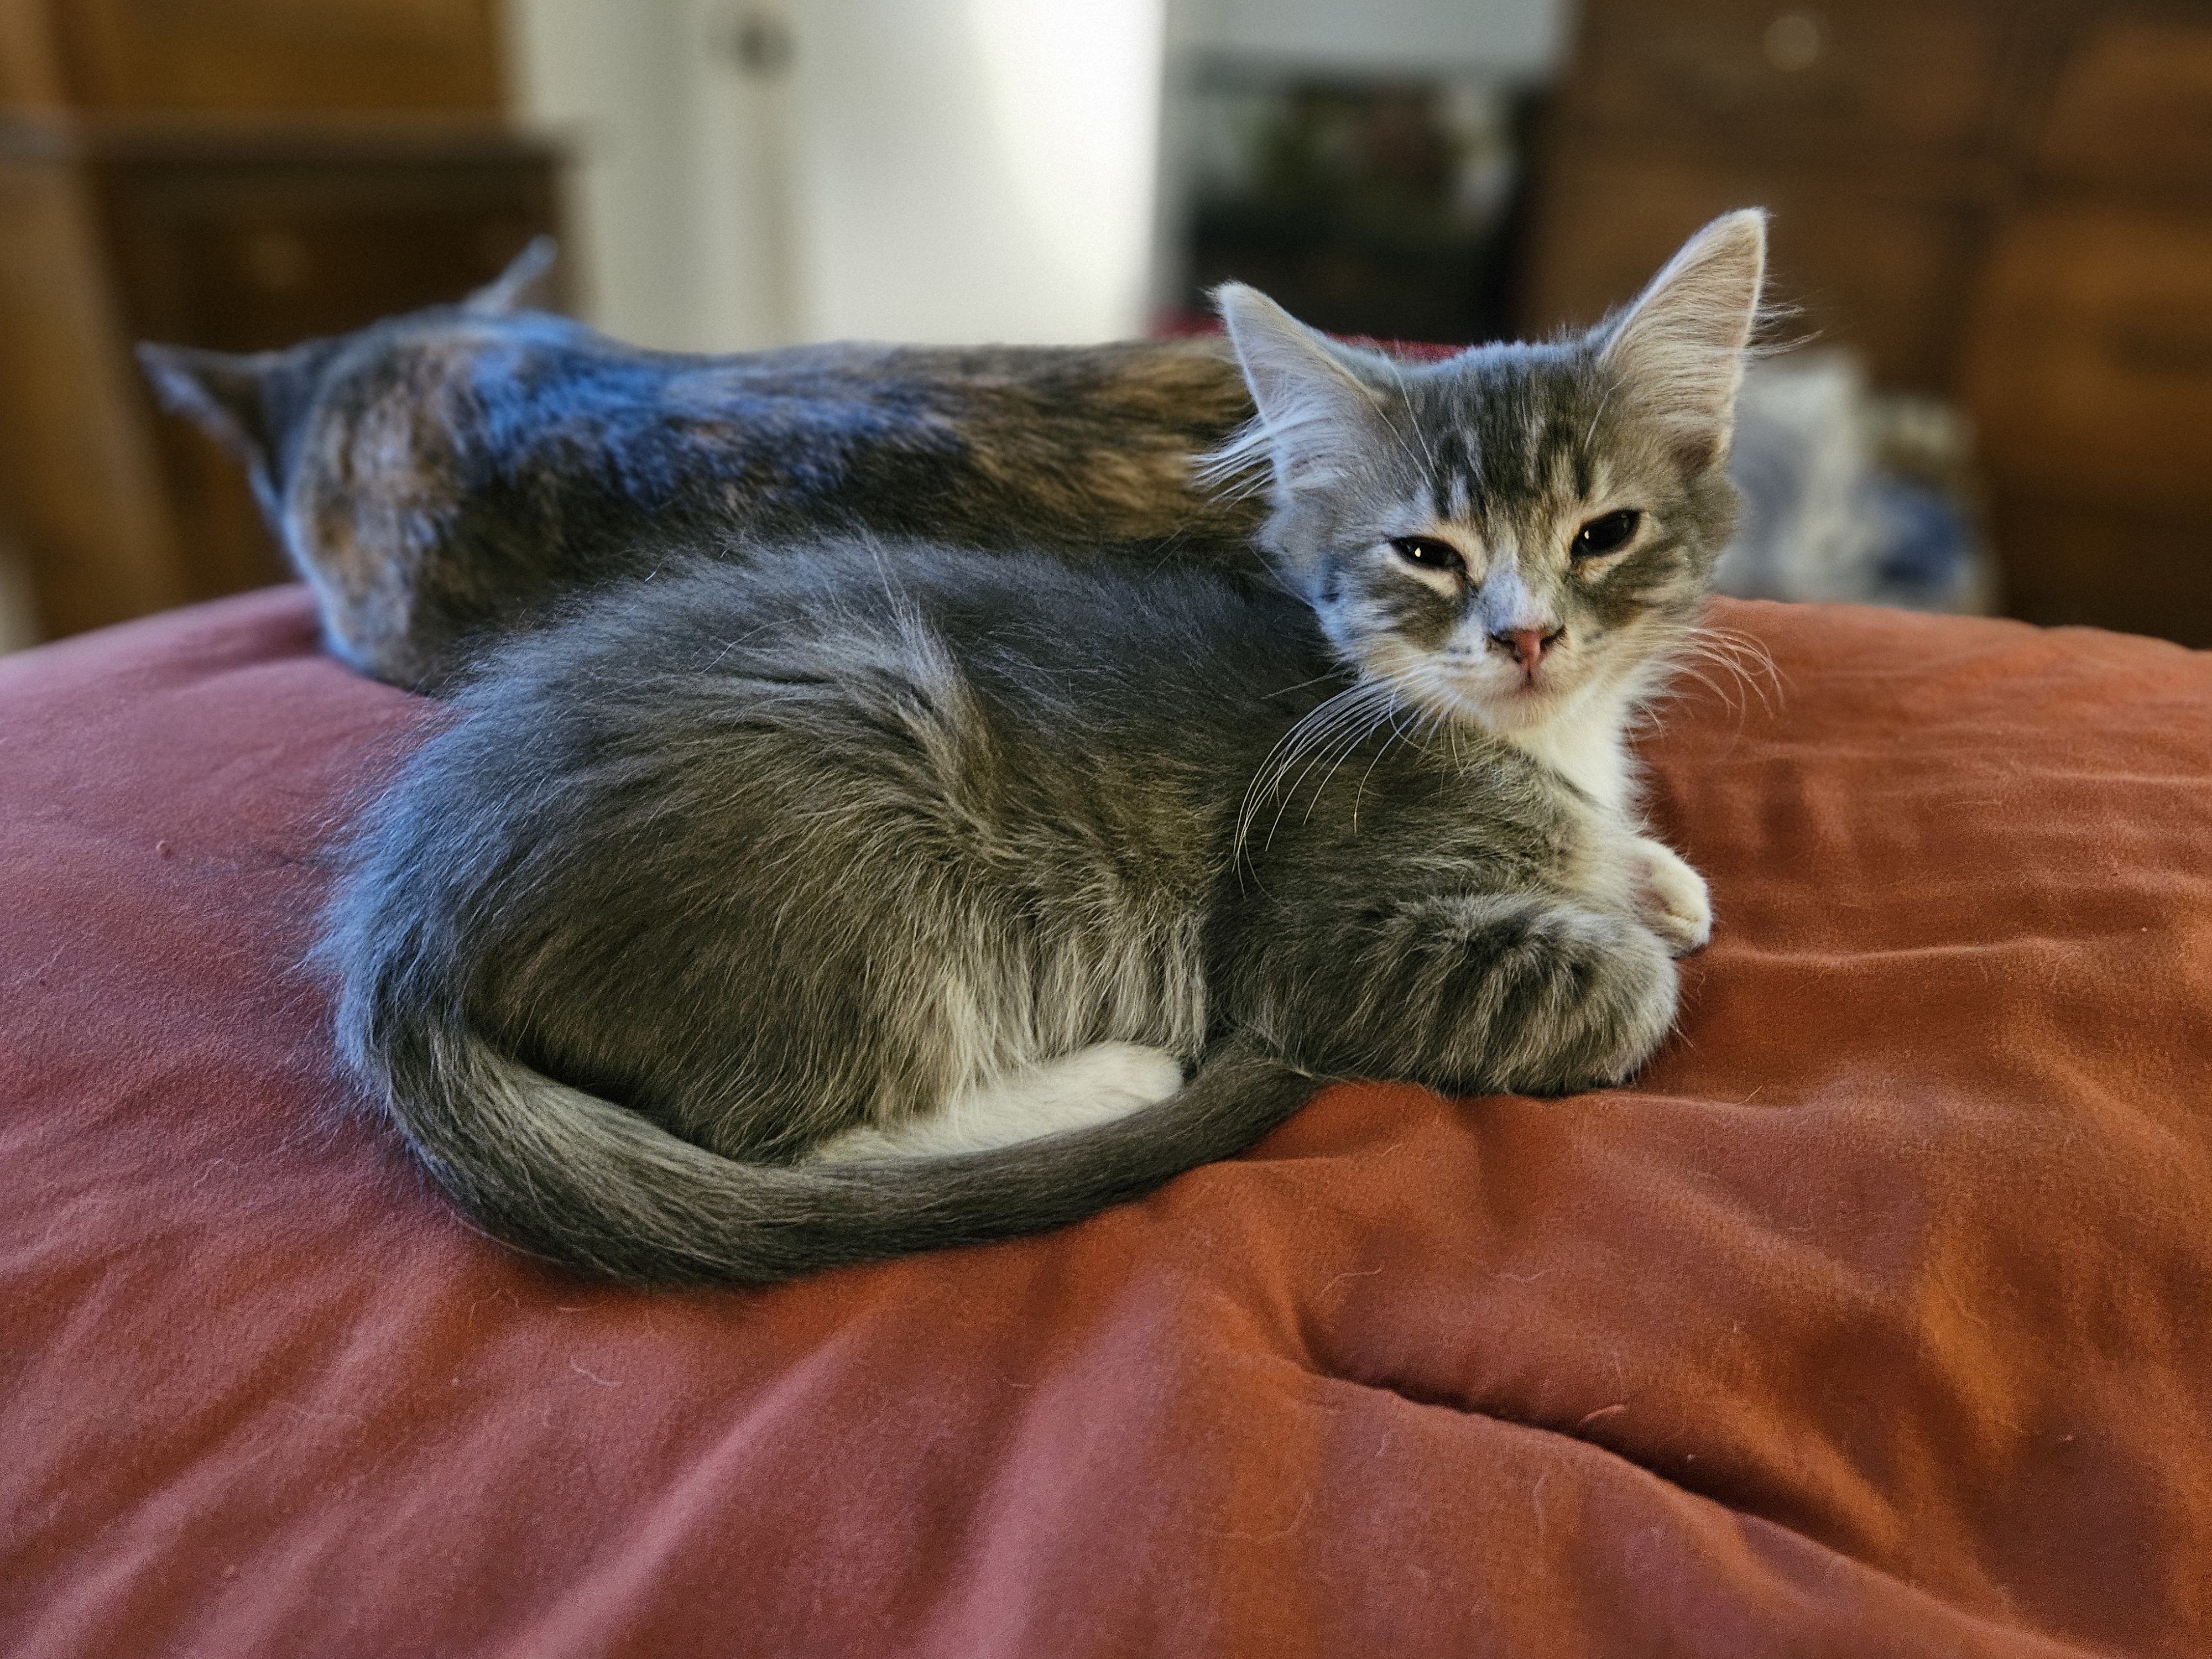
1597, 208, 1767, 471
1214, 283, 1395, 492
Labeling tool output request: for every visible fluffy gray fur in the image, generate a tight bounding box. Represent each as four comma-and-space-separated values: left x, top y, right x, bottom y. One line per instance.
324, 212, 1767, 1284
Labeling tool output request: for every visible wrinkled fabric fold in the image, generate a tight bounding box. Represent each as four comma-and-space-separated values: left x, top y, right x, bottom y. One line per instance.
2, 587, 2206, 1657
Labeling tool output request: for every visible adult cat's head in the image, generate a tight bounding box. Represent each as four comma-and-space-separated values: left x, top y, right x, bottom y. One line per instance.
1214, 210, 1767, 741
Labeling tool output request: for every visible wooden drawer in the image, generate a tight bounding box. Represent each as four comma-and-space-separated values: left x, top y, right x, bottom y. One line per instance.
1960, 207, 2212, 509
1989, 494, 2212, 648
45, 0, 503, 112
1566, 0, 2013, 158
1, 0, 68, 105
86, 131, 559, 602
1519, 150, 1986, 390
0, 119, 562, 628
95, 136, 561, 351
2037, 20, 2212, 194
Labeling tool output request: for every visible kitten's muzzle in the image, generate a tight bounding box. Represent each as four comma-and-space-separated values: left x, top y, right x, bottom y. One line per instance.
1490, 626, 1564, 676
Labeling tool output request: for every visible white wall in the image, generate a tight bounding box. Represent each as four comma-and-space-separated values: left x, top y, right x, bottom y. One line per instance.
505, 0, 711, 348
783, 0, 1165, 345
505, 0, 1166, 349
505, 0, 1561, 351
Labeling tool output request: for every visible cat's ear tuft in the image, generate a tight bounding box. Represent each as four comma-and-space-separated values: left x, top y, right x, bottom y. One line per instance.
137, 342, 282, 474
1596, 208, 1767, 471
1214, 283, 1389, 493
465, 236, 559, 315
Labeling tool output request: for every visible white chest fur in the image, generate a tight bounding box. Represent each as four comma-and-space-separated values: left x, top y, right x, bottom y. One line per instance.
1504, 683, 1636, 816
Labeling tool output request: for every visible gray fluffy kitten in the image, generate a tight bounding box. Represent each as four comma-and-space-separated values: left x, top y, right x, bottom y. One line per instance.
325, 212, 1766, 1284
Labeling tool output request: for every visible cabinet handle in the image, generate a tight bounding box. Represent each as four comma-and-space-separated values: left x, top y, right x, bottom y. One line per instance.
722, 11, 794, 78
1764, 12, 1824, 72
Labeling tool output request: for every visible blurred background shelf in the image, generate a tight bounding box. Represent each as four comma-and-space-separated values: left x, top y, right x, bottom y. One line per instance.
1514, 0, 2212, 643
1, 0, 2207, 649
0, 0, 562, 641
0, 0, 508, 112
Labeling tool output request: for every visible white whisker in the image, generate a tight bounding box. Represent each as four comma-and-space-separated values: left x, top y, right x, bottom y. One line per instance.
1668, 617, 1783, 716
1235, 679, 1399, 863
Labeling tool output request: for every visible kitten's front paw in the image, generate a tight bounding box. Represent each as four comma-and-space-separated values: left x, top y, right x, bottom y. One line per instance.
1630, 838, 1712, 957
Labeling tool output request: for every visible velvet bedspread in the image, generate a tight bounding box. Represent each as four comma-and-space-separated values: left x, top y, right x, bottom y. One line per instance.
4, 588, 2207, 1656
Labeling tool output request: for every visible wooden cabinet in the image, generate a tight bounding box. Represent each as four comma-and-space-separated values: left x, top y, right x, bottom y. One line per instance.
1962, 208, 2212, 510
1567, 0, 2015, 160
1521, 0, 2212, 646
2034, 20, 2212, 192
1522, 151, 1987, 389
0, 0, 561, 641
5, 0, 504, 113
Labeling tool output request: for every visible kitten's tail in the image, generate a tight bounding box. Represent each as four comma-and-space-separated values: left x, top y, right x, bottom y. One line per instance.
361, 1013, 1318, 1285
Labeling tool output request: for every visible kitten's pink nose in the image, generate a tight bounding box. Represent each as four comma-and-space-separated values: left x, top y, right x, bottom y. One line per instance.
1494, 626, 1562, 675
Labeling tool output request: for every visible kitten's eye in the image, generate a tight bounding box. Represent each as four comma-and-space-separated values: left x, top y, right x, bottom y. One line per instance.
1572, 510, 1641, 559
1387, 536, 1464, 574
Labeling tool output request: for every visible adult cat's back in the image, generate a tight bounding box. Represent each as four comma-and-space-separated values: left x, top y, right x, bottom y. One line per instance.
143, 292, 1264, 691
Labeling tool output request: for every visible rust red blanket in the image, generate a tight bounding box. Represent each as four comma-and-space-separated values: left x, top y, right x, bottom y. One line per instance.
3, 588, 2207, 1657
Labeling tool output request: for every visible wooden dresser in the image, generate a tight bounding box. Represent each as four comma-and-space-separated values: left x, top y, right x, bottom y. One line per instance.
0, 0, 564, 641
1520, 0, 2212, 646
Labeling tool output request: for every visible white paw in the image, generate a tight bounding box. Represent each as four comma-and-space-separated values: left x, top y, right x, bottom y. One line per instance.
1630, 837, 1712, 957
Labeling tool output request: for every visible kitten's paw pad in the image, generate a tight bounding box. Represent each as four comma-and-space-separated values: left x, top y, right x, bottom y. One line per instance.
1631, 839, 1712, 956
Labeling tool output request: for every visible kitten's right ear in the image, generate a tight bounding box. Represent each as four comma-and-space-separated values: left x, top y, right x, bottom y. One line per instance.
1596, 209, 1768, 471
137, 342, 285, 478
1214, 283, 1391, 492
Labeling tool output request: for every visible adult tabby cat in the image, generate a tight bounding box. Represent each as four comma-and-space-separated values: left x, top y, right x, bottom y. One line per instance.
141, 239, 1261, 694
324, 212, 1766, 1284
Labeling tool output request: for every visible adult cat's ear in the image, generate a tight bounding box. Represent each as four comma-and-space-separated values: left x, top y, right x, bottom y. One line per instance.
137, 343, 288, 478
465, 236, 559, 315
1595, 208, 1767, 471
138, 338, 332, 524
1214, 283, 1392, 492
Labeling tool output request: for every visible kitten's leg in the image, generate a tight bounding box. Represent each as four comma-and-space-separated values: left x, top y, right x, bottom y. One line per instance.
1628, 837, 1712, 956
811, 1042, 1185, 1163
1240, 893, 1677, 1096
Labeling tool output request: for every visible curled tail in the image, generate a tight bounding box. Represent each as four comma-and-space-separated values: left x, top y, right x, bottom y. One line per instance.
352, 1005, 1317, 1285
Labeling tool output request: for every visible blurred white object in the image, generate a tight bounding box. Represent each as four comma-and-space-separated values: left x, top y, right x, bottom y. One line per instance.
1723, 352, 1991, 613
1176, 0, 1564, 75
788, 0, 1166, 345
508, 0, 1165, 349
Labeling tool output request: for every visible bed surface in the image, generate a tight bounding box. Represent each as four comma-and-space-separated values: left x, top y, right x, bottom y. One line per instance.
3, 587, 2208, 1657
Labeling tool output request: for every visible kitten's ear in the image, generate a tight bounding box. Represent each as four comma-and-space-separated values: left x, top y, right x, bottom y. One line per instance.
1214, 283, 1391, 491
1596, 209, 1767, 471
